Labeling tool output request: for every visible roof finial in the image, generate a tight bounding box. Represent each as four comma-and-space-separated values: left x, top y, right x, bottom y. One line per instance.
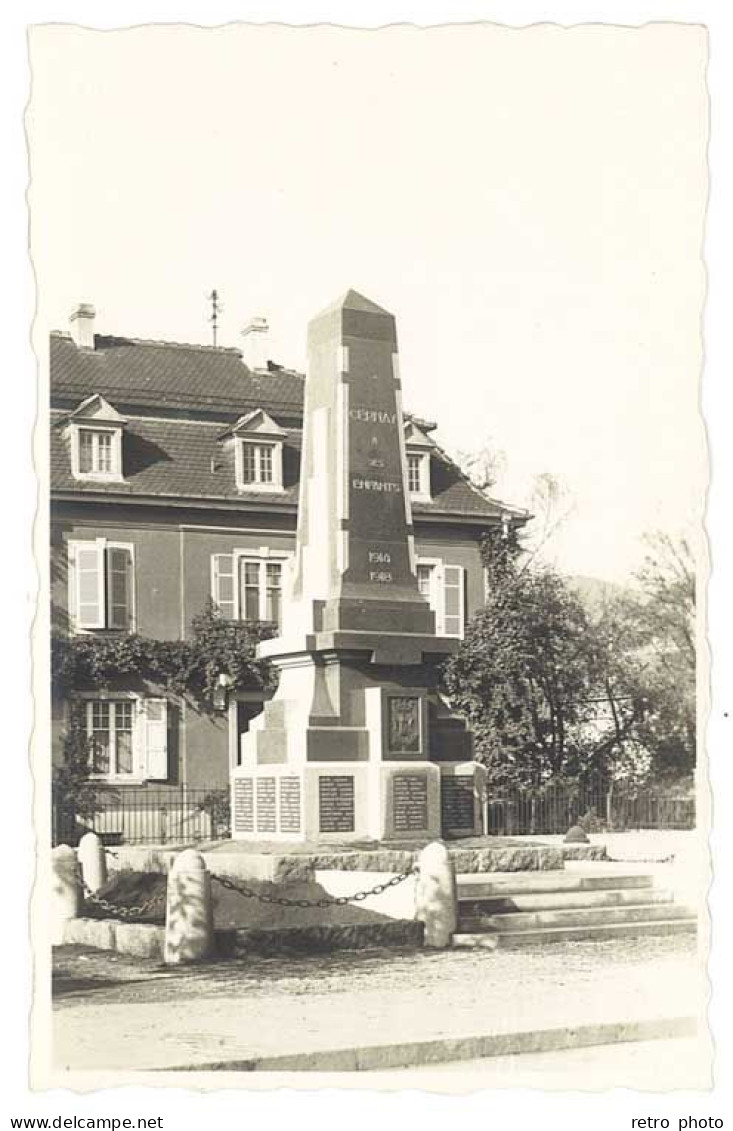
208, 289, 222, 347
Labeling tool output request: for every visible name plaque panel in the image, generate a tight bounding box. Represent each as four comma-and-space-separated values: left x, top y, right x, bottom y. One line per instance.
279, 777, 302, 834
319, 775, 355, 833
256, 777, 277, 834
233, 777, 254, 833
392, 772, 429, 832
441, 777, 475, 830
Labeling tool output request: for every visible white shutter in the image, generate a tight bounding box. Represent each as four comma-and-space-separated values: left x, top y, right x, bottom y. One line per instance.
74, 541, 106, 629
106, 546, 134, 630
141, 698, 168, 779
442, 565, 465, 638
212, 554, 236, 619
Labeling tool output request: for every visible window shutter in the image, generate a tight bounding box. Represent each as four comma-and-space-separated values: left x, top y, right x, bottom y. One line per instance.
442, 565, 465, 637
106, 546, 133, 630
141, 698, 168, 779
75, 541, 106, 629
212, 554, 236, 619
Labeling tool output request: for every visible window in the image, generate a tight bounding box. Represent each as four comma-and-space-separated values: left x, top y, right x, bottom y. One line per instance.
236, 440, 282, 490
406, 451, 430, 499
82, 696, 168, 781
68, 539, 135, 632
212, 553, 287, 626
89, 700, 134, 776
73, 427, 122, 480
416, 558, 465, 637
408, 454, 422, 494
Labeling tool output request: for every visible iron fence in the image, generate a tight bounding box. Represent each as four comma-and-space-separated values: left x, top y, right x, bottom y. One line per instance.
52, 787, 231, 846
485, 780, 695, 835
52, 779, 695, 847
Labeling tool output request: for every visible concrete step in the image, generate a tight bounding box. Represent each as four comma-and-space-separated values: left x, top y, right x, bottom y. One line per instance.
456, 871, 654, 900
458, 902, 695, 934
459, 888, 675, 915
452, 917, 697, 950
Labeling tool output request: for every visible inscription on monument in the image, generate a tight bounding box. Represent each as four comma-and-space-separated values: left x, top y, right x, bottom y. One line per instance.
441, 776, 475, 830
388, 696, 421, 753
392, 772, 429, 832
319, 775, 355, 833
256, 777, 277, 834
279, 777, 302, 834
233, 777, 254, 833
346, 359, 413, 593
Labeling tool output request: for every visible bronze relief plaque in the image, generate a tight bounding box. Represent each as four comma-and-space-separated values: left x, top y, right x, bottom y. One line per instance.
388, 695, 421, 754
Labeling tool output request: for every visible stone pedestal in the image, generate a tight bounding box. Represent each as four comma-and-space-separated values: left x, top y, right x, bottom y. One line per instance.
231, 290, 476, 843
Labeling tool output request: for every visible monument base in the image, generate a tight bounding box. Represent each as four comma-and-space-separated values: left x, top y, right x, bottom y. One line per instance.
230, 758, 487, 843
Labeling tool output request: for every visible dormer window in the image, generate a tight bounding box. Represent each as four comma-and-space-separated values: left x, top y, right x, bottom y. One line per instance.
222, 409, 287, 493
241, 440, 276, 486
65, 395, 126, 482
407, 452, 430, 498
404, 417, 436, 502
79, 428, 115, 476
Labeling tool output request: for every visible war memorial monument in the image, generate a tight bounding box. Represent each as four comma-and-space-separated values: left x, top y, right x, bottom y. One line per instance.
230, 290, 487, 843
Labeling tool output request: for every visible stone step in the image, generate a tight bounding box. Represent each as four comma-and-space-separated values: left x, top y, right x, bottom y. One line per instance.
459, 888, 675, 915
452, 917, 697, 950
458, 901, 695, 933
456, 871, 654, 900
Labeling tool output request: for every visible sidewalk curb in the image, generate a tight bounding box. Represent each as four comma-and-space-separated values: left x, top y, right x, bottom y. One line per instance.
160, 1015, 697, 1073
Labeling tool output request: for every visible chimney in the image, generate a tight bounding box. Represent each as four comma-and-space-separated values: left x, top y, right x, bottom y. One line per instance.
241, 316, 270, 371
69, 303, 96, 350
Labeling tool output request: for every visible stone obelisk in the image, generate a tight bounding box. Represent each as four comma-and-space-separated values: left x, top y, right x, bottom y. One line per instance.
230, 290, 483, 843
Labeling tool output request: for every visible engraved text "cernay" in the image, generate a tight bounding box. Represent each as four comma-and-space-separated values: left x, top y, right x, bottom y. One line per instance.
350, 408, 396, 425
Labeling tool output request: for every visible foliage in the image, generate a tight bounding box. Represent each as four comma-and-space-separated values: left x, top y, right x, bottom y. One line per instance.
51, 603, 276, 713
195, 788, 231, 839
443, 528, 598, 786
51, 716, 107, 819
443, 526, 696, 791
581, 531, 696, 784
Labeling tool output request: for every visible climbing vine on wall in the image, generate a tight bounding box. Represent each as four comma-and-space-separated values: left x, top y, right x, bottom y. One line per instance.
51, 603, 277, 714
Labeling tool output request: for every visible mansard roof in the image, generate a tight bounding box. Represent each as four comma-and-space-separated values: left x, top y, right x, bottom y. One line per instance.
50, 331, 305, 418
49, 327, 526, 525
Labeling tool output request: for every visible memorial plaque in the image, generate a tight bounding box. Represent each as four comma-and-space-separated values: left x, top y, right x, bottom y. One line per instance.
441, 776, 475, 830
233, 777, 254, 833
319, 775, 355, 833
279, 776, 302, 834
256, 776, 277, 834
392, 772, 429, 832
388, 696, 421, 753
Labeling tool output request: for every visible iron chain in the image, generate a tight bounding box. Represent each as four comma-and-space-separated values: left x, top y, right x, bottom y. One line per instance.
79, 845, 417, 917
80, 869, 162, 921
212, 867, 417, 909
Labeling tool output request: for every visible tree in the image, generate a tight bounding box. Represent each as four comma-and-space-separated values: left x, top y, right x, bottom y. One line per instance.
578, 531, 696, 790
442, 528, 597, 786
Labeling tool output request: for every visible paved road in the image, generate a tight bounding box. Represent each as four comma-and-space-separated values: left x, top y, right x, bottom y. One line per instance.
50, 935, 705, 1080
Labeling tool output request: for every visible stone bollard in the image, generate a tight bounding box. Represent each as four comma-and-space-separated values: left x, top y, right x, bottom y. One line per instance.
564, 825, 590, 844
51, 844, 82, 946
77, 832, 107, 894
415, 841, 457, 948
164, 849, 215, 965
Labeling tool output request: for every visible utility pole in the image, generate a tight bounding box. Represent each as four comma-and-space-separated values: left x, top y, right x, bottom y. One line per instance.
208, 289, 222, 347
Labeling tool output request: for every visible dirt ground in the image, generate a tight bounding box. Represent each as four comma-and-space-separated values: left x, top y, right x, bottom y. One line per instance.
51, 931, 705, 1074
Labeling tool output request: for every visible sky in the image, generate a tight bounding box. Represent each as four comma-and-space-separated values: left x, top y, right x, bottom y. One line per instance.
27, 22, 708, 581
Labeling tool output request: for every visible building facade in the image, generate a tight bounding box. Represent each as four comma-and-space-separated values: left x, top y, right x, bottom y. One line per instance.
50, 302, 522, 833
